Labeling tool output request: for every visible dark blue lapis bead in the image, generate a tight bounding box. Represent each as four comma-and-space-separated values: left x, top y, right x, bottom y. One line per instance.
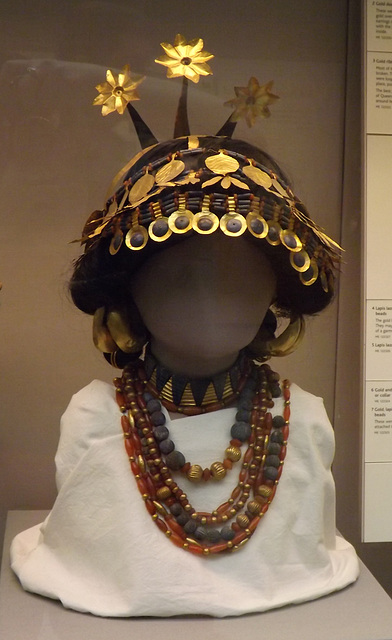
231, 421, 252, 442
270, 430, 284, 444
240, 388, 254, 401
170, 503, 183, 517
143, 392, 154, 403
272, 415, 285, 429
176, 512, 189, 526
205, 529, 221, 543
184, 519, 198, 534
147, 398, 162, 414
194, 526, 207, 540
165, 450, 186, 470
265, 454, 280, 468
220, 525, 235, 541
159, 439, 175, 455
153, 425, 169, 441
236, 408, 251, 422
267, 442, 282, 455
150, 411, 166, 426
152, 219, 169, 237
270, 383, 281, 398
264, 466, 279, 481
237, 398, 253, 411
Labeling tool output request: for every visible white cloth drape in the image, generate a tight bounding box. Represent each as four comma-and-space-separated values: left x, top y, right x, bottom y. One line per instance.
11, 380, 359, 617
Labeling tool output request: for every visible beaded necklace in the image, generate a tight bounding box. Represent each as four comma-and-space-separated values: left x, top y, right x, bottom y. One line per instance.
114, 357, 290, 556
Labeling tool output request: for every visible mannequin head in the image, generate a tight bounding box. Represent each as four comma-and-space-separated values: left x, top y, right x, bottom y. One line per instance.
131, 233, 276, 375
70, 137, 338, 374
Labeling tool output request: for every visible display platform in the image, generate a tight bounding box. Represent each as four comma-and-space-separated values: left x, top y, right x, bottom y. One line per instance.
1, 511, 392, 640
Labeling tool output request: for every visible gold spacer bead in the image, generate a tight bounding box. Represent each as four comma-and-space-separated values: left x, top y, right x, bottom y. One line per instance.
248, 500, 262, 515
146, 437, 155, 445
257, 484, 273, 498
180, 494, 187, 500
226, 541, 233, 548
184, 504, 193, 512
228, 498, 234, 504
222, 515, 228, 522
165, 531, 172, 537
187, 464, 203, 483
210, 461, 227, 480
211, 516, 217, 524
201, 516, 207, 525
156, 486, 172, 500
237, 500, 245, 508
142, 428, 149, 435
182, 543, 189, 549
203, 548, 210, 555
236, 514, 250, 529
152, 514, 158, 520
225, 445, 242, 462
244, 483, 251, 491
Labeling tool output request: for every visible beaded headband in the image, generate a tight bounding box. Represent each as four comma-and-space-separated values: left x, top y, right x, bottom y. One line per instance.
80, 34, 342, 293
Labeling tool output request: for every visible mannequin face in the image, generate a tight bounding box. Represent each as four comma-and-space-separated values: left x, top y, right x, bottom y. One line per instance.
131, 233, 276, 376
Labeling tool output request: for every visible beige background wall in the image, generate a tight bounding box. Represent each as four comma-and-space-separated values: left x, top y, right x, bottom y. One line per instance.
0, 0, 386, 596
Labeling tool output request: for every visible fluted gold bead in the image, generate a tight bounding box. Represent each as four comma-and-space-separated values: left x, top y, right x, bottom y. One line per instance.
247, 500, 262, 515
210, 461, 227, 480
236, 513, 250, 529
225, 445, 242, 462
156, 486, 171, 500
187, 464, 203, 483
257, 484, 273, 498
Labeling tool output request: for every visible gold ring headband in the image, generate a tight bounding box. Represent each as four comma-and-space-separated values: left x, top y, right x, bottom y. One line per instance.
78, 34, 342, 294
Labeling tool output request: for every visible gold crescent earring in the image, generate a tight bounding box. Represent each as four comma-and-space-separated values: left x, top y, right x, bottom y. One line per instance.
247, 315, 305, 361
92, 307, 147, 355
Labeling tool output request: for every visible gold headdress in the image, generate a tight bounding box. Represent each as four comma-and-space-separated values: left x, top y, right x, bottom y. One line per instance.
80, 34, 342, 295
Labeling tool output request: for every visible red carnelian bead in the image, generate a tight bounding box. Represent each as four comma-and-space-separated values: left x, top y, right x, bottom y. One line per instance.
134, 381, 144, 393
265, 413, 272, 429
209, 542, 229, 554
130, 461, 140, 476
145, 476, 157, 498
217, 501, 231, 514
244, 449, 254, 464
277, 465, 283, 480
145, 499, 156, 516
232, 531, 247, 545
261, 503, 269, 514
137, 397, 147, 410
170, 533, 185, 548
116, 391, 126, 407
181, 462, 191, 473
283, 388, 290, 401
155, 518, 168, 533
131, 432, 142, 455
280, 445, 287, 460
239, 469, 248, 482
282, 425, 289, 440
137, 478, 148, 495
230, 439, 242, 447
166, 517, 186, 538
283, 406, 290, 422
232, 523, 241, 532
121, 415, 130, 433
249, 432, 256, 444
188, 544, 204, 555
231, 487, 242, 500
124, 438, 135, 457
223, 459, 233, 470
203, 468, 211, 481
249, 516, 261, 533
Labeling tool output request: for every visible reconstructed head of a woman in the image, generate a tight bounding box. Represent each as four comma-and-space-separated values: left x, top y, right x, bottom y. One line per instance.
69, 133, 340, 367
69, 42, 341, 367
